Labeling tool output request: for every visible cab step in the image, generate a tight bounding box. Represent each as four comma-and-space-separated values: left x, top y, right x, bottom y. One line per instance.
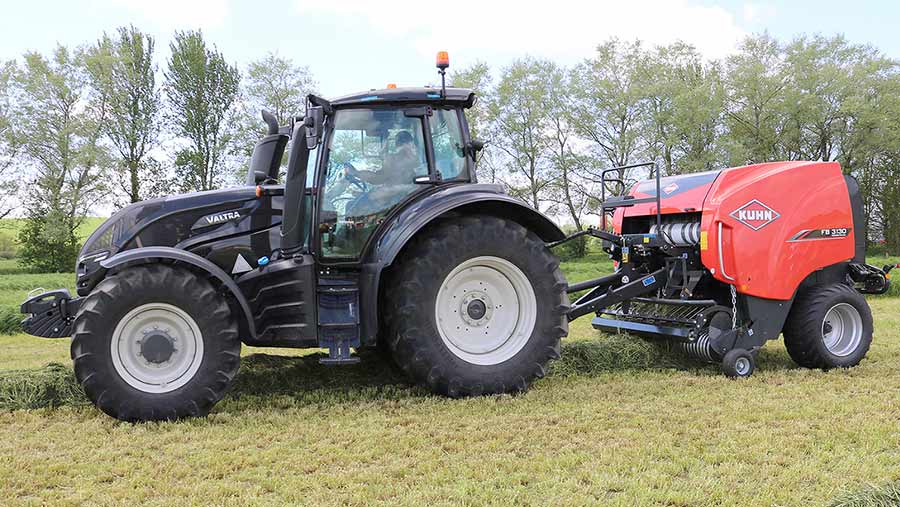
317, 279, 361, 365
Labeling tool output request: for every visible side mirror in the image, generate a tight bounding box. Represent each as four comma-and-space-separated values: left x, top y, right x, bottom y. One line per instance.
304, 106, 324, 147
466, 139, 485, 157
414, 173, 443, 185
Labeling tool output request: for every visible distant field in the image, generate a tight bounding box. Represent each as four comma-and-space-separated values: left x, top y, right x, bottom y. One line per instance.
0, 217, 105, 260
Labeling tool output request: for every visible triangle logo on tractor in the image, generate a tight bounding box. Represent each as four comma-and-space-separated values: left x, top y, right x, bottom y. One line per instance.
729, 199, 781, 231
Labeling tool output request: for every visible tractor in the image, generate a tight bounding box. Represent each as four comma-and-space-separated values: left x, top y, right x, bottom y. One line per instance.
21, 52, 893, 422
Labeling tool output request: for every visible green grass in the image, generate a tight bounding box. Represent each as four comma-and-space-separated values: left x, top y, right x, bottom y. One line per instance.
1, 300, 900, 506
1, 250, 900, 504
2, 246, 900, 505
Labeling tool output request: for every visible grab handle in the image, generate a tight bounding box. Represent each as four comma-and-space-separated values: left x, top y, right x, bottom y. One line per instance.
718, 221, 736, 281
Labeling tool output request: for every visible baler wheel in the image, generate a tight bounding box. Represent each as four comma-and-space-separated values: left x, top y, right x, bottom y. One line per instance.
783, 283, 873, 369
721, 348, 755, 378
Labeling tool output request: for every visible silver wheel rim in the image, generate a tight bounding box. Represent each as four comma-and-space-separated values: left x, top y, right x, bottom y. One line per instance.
435, 256, 538, 366
110, 303, 204, 394
822, 303, 863, 357
735, 357, 751, 376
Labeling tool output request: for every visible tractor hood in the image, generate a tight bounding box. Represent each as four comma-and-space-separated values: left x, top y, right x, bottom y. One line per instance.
621, 170, 722, 218
79, 187, 261, 261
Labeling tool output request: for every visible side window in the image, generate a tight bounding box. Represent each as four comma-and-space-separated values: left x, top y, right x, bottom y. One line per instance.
305, 146, 318, 187
319, 108, 428, 259
430, 109, 466, 180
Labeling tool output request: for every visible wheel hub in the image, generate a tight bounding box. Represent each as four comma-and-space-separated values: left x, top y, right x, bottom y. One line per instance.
138, 331, 177, 365
460, 292, 493, 326
735, 357, 751, 376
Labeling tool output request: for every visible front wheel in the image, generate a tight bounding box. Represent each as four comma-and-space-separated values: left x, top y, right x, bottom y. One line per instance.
72, 264, 241, 421
383, 215, 569, 397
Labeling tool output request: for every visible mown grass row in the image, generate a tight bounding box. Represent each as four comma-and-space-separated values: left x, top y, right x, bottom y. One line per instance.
0, 336, 710, 412
830, 482, 900, 507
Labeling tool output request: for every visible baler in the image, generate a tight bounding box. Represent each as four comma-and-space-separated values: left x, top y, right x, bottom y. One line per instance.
561, 160, 891, 376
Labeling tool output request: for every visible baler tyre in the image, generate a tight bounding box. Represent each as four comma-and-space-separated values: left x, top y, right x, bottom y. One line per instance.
71, 264, 241, 422
384, 215, 569, 397
721, 348, 755, 378
783, 283, 872, 369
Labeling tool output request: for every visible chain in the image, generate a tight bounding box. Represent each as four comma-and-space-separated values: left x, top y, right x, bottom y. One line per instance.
730, 284, 738, 330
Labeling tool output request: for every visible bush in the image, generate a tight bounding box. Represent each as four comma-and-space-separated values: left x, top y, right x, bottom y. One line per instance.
0, 234, 17, 259
553, 232, 588, 261
17, 214, 80, 273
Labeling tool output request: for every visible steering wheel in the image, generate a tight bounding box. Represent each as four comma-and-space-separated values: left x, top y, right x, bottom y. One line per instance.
341, 162, 369, 192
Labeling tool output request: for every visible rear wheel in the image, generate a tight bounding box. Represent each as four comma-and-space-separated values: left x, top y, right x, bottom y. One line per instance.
383, 215, 568, 397
72, 264, 241, 421
783, 283, 873, 369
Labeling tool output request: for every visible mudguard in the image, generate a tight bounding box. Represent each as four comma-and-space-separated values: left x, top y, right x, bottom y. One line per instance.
357, 183, 565, 344
99, 246, 257, 338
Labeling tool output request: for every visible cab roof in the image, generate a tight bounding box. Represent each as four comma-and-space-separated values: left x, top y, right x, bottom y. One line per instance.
330, 86, 476, 108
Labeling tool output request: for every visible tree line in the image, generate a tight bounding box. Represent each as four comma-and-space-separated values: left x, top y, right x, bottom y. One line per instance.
0, 27, 315, 271
451, 35, 900, 257
0, 28, 898, 271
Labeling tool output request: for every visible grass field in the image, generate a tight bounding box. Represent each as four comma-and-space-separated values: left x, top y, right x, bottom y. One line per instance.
2, 247, 900, 505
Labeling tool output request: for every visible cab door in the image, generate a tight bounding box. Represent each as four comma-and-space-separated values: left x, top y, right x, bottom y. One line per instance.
317, 107, 432, 260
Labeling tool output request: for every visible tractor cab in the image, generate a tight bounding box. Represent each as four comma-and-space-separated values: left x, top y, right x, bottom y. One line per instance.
306, 87, 477, 260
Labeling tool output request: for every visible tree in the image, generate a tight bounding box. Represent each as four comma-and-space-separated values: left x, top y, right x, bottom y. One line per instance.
245, 53, 316, 126
165, 30, 240, 192
232, 53, 317, 169
570, 39, 646, 184
450, 61, 498, 183
639, 42, 725, 175
85, 25, 164, 204
0, 60, 20, 220
14, 47, 109, 272
489, 57, 558, 210
722, 34, 788, 165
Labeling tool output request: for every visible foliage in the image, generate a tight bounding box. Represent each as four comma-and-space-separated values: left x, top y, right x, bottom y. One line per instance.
231, 53, 318, 179
12, 46, 108, 272
84, 25, 166, 204
245, 53, 317, 127
165, 30, 240, 192
17, 212, 79, 272
0, 61, 20, 219
489, 57, 560, 209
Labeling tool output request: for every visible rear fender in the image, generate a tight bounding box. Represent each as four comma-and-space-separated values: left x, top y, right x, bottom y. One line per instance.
358, 184, 565, 345
99, 246, 256, 338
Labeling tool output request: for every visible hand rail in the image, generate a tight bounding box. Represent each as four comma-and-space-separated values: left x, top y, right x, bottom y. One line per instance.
600, 162, 660, 232
718, 221, 736, 281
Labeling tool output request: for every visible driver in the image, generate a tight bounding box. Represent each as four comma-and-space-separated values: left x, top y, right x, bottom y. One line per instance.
344, 131, 419, 187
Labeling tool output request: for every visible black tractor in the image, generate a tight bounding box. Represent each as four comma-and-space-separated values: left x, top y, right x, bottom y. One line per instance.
21, 53, 569, 421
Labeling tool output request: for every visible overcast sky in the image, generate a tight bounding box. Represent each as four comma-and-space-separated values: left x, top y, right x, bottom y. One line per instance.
1, 0, 898, 97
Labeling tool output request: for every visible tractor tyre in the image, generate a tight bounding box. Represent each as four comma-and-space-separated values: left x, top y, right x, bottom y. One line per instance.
71, 264, 241, 422
383, 215, 569, 397
783, 283, 873, 369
